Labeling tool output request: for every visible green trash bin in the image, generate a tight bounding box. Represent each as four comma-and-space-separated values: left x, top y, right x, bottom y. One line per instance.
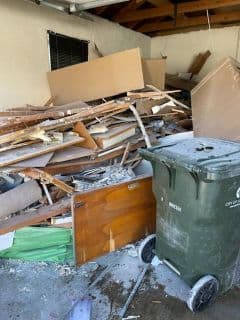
139, 137, 240, 312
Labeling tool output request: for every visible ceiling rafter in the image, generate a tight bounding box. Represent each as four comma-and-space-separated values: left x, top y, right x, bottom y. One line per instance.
112, 0, 146, 20
114, 0, 240, 23
137, 10, 240, 33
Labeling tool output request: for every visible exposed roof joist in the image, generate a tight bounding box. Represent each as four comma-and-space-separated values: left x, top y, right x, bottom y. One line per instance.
138, 10, 240, 33
114, 0, 240, 22
29, 0, 240, 36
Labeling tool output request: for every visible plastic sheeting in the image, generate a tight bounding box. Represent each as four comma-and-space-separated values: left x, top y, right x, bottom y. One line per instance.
0, 227, 73, 263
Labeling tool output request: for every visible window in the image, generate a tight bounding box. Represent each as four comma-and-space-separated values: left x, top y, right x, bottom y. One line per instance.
48, 31, 89, 70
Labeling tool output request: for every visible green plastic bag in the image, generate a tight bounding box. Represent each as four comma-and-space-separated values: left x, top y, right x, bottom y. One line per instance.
0, 227, 74, 263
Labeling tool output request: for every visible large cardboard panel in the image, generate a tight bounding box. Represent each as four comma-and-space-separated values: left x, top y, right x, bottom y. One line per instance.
47, 48, 145, 105
73, 176, 156, 265
142, 58, 166, 90
192, 57, 240, 141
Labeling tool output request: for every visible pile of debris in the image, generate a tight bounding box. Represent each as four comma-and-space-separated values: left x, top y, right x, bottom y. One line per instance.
0, 86, 191, 239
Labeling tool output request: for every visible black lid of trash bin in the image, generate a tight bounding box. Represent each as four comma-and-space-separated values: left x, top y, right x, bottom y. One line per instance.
140, 137, 240, 180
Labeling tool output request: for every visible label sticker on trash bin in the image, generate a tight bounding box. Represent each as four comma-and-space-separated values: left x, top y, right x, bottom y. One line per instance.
225, 187, 240, 209
169, 202, 182, 213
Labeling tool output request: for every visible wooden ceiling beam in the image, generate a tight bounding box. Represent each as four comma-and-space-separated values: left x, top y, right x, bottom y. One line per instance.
112, 0, 146, 20
115, 0, 240, 23
94, 5, 109, 15
137, 10, 240, 33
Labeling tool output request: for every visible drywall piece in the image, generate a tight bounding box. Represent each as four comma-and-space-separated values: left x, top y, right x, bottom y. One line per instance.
0, 180, 42, 220
0, 232, 15, 251
47, 48, 145, 104
73, 176, 156, 265
192, 57, 240, 140
142, 58, 166, 90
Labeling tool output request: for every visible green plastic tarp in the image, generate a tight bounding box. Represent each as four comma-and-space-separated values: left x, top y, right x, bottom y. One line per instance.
0, 227, 74, 263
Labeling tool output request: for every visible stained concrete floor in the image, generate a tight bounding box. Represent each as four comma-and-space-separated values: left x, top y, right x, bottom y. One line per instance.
0, 246, 239, 320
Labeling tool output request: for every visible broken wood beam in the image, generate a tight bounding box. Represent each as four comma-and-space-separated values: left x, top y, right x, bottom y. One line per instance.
0, 198, 71, 235
22, 168, 74, 194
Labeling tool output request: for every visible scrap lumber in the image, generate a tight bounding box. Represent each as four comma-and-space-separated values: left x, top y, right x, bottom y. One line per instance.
0, 102, 129, 145
0, 135, 84, 168
45, 140, 145, 175
44, 96, 55, 106
188, 50, 211, 77
127, 90, 181, 99
92, 124, 137, 149
0, 180, 42, 220
166, 74, 197, 91
22, 168, 74, 194
73, 176, 156, 265
49, 147, 94, 164
129, 105, 152, 148
74, 122, 98, 150
10, 153, 54, 168
147, 85, 190, 110
0, 198, 71, 235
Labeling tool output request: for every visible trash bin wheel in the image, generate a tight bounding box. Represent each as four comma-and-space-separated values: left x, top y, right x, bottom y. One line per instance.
187, 275, 219, 312
138, 234, 156, 264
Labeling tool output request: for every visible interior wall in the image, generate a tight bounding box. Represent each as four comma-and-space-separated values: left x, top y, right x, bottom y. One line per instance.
151, 26, 240, 80
0, 0, 151, 109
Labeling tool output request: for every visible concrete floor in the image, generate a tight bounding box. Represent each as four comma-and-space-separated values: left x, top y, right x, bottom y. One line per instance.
0, 246, 239, 320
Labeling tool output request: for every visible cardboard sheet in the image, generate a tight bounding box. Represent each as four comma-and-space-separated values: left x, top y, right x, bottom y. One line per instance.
142, 58, 166, 90
192, 57, 240, 141
47, 48, 145, 104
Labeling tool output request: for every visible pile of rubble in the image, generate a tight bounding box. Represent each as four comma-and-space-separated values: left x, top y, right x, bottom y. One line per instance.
0, 85, 192, 236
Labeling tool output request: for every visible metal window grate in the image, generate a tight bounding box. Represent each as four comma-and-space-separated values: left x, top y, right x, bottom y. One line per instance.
48, 31, 89, 70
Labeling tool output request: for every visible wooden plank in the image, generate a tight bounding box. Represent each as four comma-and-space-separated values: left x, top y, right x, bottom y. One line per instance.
188, 50, 211, 76
73, 176, 156, 265
22, 168, 74, 194
0, 103, 129, 146
138, 11, 240, 33
115, 0, 240, 23
112, 0, 145, 20
74, 122, 98, 150
47, 48, 144, 105
0, 135, 84, 168
45, 140, 145, 175
0, 198, 71, 235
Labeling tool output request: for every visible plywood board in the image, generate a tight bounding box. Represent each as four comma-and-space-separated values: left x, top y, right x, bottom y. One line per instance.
10, 153, 54, 168
47, 48, 145, 104
73, 176, 156, 265
49, 146, 94, 164
192, 57, 240, 141
0, 135, 84, 168
142, 58, 166, 90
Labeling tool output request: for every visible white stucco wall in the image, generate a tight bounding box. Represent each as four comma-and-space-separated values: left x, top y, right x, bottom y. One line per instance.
0, 0, 151, 109
151, 26, 240, 80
